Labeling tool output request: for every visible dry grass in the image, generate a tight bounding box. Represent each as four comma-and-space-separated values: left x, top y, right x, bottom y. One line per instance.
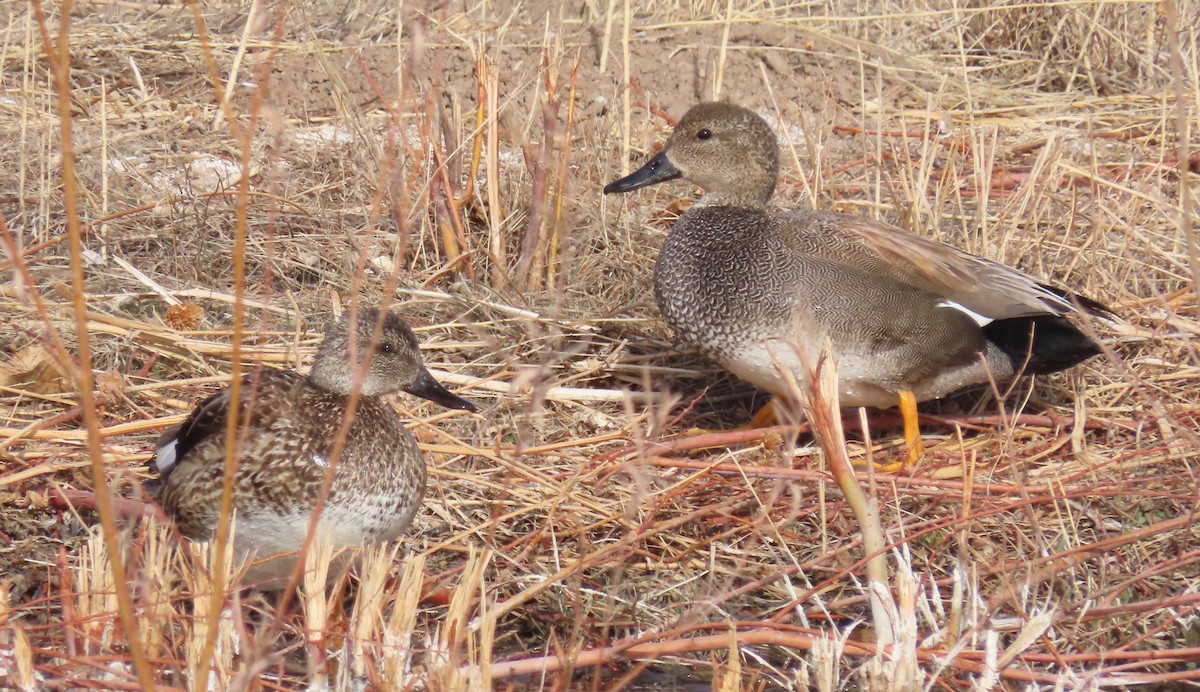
2, 0, 1199, 689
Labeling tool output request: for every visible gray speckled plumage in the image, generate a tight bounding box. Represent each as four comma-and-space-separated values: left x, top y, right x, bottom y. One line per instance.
606, 102, 1108, 409
150, 307, 475, 586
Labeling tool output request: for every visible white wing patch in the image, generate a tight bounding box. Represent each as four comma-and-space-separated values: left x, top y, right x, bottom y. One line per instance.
937, 299, 993, 327
154, 438, 179, 474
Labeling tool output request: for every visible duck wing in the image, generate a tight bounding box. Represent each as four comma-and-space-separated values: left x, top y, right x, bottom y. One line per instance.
778, 210, 1109, 322
152, 369, 306, 482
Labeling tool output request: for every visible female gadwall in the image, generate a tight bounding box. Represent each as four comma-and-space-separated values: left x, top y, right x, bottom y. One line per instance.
150, 307, 475, 585
605, 102, 1109, 464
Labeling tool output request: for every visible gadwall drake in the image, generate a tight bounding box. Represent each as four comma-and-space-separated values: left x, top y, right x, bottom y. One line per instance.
605, 102, 1109, 464
150, 307, 475, 585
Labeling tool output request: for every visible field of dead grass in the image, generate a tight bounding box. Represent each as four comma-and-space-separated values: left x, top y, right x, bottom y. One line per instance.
2, 0, 1199, 689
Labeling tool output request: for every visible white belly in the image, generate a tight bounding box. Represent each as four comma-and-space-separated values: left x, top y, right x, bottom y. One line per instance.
226, 496, 413, 586
722, 339, 996, 409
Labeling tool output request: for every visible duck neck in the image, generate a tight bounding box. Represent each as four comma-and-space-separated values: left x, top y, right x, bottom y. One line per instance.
308, 359, 383, 398
695, 176, 775, 209
308, 366, 349, 396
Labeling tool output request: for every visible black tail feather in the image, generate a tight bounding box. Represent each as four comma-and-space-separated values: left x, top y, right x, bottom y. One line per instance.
1040, 283, 1115, 318
983, 315, 1102, 375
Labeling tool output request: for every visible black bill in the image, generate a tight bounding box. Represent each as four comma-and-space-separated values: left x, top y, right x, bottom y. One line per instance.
603, 149, 681, 194
404, 369, 477, 412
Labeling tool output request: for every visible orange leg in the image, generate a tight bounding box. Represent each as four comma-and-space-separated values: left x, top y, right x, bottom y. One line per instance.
898, 389, 925, 466
746, 398, 779, 428
744, 397, 810, 429
690, 395, 926, 471
873, 390, 925, 473
684, 398, 783, 437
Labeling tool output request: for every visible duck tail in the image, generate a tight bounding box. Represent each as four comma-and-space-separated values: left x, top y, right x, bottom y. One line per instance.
983, 315, 1103, 375
1040, 284, 1115, 318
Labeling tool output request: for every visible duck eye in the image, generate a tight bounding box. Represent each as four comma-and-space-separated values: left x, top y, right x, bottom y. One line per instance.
378, 342, 395, 354
696, 129, 713, 140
